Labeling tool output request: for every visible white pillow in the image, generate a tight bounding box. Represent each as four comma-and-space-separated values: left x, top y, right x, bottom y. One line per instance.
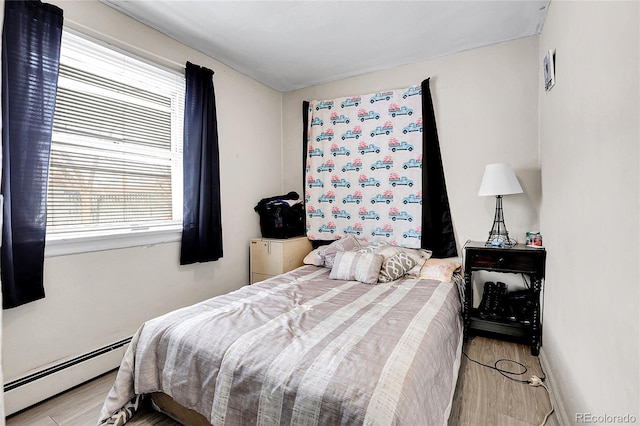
302, 248, 323, 266
418, 258, 462, 283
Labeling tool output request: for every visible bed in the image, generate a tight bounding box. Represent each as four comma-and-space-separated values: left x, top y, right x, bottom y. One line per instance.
98, 238, 463, 426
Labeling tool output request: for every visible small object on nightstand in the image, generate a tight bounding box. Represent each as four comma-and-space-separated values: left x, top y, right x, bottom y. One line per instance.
526, 231, 544, 248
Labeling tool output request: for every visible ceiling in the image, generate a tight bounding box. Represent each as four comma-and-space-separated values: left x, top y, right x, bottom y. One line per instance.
100, 1, 550, 92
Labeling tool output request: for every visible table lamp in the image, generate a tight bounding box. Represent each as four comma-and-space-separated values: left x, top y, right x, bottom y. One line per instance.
478, 163, 523, 247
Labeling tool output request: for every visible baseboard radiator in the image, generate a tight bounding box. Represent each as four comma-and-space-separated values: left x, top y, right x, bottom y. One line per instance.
4, 337, 131, 416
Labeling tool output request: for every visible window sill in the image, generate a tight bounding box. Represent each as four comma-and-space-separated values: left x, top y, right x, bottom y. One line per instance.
45, 225, 182, 257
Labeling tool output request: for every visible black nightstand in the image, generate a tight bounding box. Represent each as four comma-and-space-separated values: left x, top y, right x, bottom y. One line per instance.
463, 241, 546, 355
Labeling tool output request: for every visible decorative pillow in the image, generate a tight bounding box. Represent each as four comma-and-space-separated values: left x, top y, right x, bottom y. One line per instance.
302, 248, 323, 266
378, 252, 417, 283
359, 240, 385, 250
329, 251, 384, 285
359, 243, 430, 281
398, 248, 433, 276
358, 242, 401, 258
418, 258, 462, 283
317, 234, 362, 268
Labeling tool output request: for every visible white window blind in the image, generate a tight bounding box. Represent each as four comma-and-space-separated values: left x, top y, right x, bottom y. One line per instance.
47, 31, 185, 240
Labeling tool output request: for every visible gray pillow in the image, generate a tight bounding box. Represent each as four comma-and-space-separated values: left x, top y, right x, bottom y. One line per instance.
378, 252, 416, 283
317, 234, 362, 268
329, 251, 384, 285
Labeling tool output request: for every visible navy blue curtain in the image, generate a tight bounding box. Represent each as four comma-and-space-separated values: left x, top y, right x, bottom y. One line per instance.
1, 1, 63, 309
302, 101, 310, 191
420, 78, 457, 258
180, 62, 223, 264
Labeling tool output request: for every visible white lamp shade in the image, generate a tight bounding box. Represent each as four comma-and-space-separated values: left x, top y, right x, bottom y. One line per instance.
478, 163, 523, 196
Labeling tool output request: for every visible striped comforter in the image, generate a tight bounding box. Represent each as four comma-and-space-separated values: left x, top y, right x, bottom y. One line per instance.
98, 265, 463, 426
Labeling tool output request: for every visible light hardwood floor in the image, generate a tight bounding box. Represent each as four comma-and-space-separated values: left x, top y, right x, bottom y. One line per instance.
6, 336, 557, 426
450, 337, 557, 426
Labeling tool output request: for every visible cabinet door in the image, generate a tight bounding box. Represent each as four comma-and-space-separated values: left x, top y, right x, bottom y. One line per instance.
250, 240, 284, 276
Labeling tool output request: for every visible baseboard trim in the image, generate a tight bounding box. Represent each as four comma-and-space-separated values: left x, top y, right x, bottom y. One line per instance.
539, 347, 571, 425
4, 338, 130, 416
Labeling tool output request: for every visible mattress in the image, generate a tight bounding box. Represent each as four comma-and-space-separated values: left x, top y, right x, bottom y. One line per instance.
98, 264, 463, 426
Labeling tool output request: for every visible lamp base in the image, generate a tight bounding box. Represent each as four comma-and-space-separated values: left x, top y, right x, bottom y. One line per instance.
485, 195, 516, 248
485, 234, 516, 248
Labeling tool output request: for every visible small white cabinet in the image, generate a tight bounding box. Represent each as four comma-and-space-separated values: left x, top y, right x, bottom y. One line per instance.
250, 236, 312, 284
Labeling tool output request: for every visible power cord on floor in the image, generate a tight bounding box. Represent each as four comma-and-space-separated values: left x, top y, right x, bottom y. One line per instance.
463, 349, 554, 426
462, 350, 529, 383
528, 374, 554, 426
530, 351, 554, 426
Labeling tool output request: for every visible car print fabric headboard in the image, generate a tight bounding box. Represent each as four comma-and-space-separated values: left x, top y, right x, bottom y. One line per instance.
303, 78, 457, 257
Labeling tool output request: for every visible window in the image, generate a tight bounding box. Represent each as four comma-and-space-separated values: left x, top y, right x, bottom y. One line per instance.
46, 31, 185, 255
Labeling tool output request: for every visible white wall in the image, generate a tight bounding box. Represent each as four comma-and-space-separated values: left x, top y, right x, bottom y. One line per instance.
539, 1, 639, 423
2, 0, 283, 391
282, 36, 542, 252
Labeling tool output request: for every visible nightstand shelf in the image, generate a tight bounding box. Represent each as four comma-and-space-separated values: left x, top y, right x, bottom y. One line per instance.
468, 308, 531, 338
463, 241, 546, 355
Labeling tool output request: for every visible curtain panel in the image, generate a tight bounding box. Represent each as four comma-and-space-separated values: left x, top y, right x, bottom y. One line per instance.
180, 62, 223, 265
1, 0, 63, 309
302, 79, 457, 257
304, 85, 424, 248
420, 78, 457, 258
